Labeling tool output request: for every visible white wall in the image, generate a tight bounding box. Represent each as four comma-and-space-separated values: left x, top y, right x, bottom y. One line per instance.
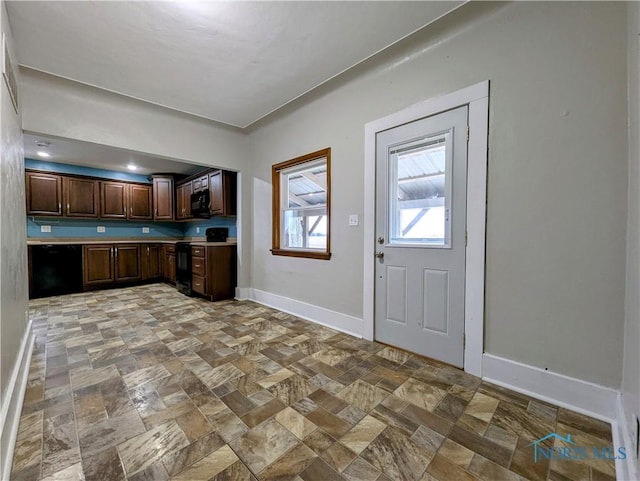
0, 0, 27, 473
621, 0, 640, 474
19, 69, 252, 289
247, 2, 628, 388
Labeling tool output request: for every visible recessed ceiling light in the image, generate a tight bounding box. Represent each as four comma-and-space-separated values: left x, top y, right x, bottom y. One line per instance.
37, 151, 51, 158
127, 164, 137, 171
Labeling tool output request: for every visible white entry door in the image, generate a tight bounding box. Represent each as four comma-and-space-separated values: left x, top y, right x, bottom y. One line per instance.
375, 106, 468, 367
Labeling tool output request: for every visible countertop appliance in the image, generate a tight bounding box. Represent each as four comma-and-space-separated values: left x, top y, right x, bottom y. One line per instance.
30, 245, 83, 299
175, 242, 192, 296
206, 227, 228, 242
191, 190, 211, 218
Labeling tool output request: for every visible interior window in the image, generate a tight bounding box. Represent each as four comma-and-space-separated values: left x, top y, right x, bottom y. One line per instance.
271, 148, 331, 260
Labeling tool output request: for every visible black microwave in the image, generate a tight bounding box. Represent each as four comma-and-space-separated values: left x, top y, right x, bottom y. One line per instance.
191, 189, 211, 218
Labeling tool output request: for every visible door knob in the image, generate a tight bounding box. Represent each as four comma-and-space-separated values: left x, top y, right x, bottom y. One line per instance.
377, 237, 384, 244
375, 251, 384, 259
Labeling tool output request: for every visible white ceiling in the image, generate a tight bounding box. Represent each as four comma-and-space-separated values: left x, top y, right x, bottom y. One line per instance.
7, 1, 463, 128
24, 133, 205, 176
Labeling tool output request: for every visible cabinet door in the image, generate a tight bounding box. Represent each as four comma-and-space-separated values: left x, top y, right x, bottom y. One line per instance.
114, 245, 141, 282
142, 244, 161, 280
83, 245, 114, 286
167, 254, 176, 282
101, 182, 128, 218
176, 184, 186, 219
129, 184, 153, 220
64, 177, 99, 218
26, 172, 63, 216
209, 170, 237, 216
153, 176, 174, 220
209, 170, 223, 214
176, 182, 193, 219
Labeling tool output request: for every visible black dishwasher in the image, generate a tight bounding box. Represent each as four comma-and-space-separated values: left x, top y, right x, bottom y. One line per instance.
30, 245, 83, 299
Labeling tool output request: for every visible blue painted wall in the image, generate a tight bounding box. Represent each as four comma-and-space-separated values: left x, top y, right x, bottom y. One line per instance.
26, 159, 151, 184
25, 160, 238, 239
27, 218, 183, 239
182, 217, 237, 238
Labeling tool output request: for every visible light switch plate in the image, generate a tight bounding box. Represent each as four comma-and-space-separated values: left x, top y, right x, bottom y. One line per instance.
348, 214, 359, 226
142, 227, 150, 234
97, 226, 106, 233
40, 225, 51, 233
196, 227, 200, 234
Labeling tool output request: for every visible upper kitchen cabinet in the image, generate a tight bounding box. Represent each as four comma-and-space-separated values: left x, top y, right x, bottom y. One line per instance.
152, 176, 174, 220
101, 181, 152, 220
129, 184, 152, 220
176, 181, 193, 220
63, 177, 99, 218
209, 170, 237, 216
101, 181, 128, 218
26, 171, 63, 216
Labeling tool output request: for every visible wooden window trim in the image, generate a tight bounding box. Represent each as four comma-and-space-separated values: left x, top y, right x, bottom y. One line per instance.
271, 148, 331, 260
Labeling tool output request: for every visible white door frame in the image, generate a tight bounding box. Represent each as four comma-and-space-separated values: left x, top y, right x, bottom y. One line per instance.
363, 81, 489, 377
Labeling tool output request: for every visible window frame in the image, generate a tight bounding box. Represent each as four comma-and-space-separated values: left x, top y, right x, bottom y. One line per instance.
271, 148, 331, 260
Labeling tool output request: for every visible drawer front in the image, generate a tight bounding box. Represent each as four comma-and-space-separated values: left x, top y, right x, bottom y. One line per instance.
165, 244, 176, 253
192, 275, 206, 295
192, 246, 206, 257
192, 259, 206, 276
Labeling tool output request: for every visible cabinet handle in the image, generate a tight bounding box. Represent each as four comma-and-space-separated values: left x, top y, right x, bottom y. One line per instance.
58, 202, 62, 213
67, 203, 70, 213
155, 208, 158, 217
115, 247, 118, 257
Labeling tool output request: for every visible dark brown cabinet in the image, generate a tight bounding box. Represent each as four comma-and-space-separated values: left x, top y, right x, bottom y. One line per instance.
129, 184, 152, 220
26, 172, 63, 216
63, 177, 99, 218
101, 182, 152, 220
190, 244, 236, 301
209, 170, 237, 216
163, 244, 176, 283
176, 182, 193, 220
114, 245, 141, 282
101, 182, 128, 218
83, 245, 115, 286
152, 176, 174, 220
142, 244, 161, 280
192, 175, 209, 193
83, 243, 141, 287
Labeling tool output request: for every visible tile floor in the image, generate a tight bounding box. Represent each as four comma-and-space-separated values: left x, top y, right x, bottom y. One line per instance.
11, 284, 616, 481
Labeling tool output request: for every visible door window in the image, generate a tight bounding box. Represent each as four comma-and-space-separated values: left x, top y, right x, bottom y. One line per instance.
388, 132, 452, 247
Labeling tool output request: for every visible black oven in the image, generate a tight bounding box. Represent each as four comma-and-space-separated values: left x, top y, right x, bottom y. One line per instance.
175, 242, 192, 296
191, 189, 211, 218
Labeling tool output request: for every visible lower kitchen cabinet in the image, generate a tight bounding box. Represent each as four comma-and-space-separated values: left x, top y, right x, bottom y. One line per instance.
162, 244, 176, 283
141, 244, 162, 280
83, 244, 141, 288
191, 244, 236, 301
83, 245, 114, 286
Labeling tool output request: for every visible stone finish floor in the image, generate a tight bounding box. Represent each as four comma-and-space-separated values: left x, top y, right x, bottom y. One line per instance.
11, 284, 615, 481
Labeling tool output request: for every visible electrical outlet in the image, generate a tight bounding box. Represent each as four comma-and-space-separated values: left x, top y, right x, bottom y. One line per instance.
196, 227, 200, 234
40, 225, 51, 233
348, 214, 359, 226
142, 227, 150, 234
97, 226, 106, 233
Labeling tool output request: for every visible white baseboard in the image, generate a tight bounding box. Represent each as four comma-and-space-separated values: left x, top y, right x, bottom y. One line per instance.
249, 288, 364, 339
235, 286, 252, 301
482, 353, 619, 422
0, 320, 34, 480
613, 394, 639, 481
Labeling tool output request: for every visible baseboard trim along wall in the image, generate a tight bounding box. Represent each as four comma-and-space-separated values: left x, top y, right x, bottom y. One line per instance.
613, 395, 639, 481
235, 287, 252, 301
248, 289, 364, 339
482, 353, 619, 422
0, 321, 34, 480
